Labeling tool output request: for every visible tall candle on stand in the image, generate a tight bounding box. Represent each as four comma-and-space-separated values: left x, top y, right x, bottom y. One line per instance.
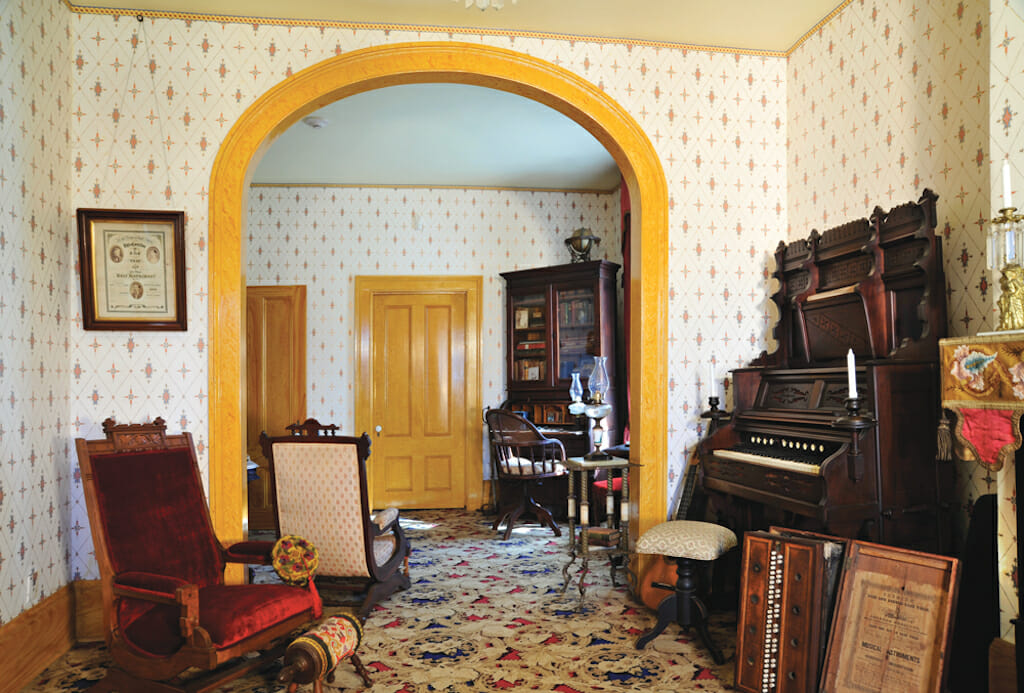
846, 348, 858, 399
708, 361, 716, 398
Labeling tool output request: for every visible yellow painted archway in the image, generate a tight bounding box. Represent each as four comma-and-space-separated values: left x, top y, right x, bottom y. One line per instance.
208, 42, 668, 551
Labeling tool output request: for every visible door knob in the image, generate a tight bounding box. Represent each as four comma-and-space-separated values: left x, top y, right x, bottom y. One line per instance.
375, 425, 383, 436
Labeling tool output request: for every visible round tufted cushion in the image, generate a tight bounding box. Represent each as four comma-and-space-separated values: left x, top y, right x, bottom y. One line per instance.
635, 520, 737, 561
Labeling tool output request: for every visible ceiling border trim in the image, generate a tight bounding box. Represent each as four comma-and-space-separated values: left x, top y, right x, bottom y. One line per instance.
248, 182, 623, 195
785, 0, 855, 55
64, 0, 793, 57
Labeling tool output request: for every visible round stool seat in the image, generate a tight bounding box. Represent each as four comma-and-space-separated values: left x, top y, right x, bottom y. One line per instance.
636, 520, 737, 561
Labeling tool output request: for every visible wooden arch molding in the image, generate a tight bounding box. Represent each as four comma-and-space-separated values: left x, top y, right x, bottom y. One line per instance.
208, 42, 669, 548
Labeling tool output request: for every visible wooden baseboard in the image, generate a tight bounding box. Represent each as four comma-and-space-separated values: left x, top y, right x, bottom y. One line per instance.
0, 585, 75, 693
74, 579, 104, 643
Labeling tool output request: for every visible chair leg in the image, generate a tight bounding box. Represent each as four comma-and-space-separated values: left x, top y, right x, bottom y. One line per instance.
635, 591, 677, 650
503, 503, 527, 540
359, 570, 413, 619
524, 493, 561, 537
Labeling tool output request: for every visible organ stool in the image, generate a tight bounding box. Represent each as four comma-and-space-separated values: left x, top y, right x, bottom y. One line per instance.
634, 520, 737, 663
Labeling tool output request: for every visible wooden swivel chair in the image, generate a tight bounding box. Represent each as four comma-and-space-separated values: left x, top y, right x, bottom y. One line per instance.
485, 408, 569, 540
259, 419, 411, 620
76, 418, 322, 693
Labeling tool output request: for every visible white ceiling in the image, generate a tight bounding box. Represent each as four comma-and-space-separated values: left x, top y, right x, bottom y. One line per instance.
71, 0, 842, 191
251, 84, 623, 191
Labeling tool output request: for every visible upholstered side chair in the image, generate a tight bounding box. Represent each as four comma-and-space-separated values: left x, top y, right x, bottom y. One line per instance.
76, 418, 322, 693
259, 419, 411, 620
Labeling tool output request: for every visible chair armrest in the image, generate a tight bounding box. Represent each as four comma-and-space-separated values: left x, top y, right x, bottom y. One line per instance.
113, 572, 210, 648
224, 540, 276, 564
371, 507, 400, 533
112, 571, 192, 606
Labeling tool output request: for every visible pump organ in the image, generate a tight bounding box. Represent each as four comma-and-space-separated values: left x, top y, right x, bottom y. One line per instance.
700, 190, 947, 550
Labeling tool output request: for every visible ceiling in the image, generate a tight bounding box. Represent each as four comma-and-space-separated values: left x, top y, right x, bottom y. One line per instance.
72, 0, 842, 52
71, 0, 843, 191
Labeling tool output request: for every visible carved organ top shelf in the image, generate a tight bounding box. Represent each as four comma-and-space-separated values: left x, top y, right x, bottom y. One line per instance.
761, 188, 946, 369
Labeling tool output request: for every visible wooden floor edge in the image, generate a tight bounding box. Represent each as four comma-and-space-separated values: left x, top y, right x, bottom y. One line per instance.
0, 584, 76, 693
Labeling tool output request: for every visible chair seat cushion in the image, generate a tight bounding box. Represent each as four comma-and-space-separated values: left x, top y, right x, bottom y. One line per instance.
121, 583, 317, 656
635, 520, 737, 561
503, 457, 566, 476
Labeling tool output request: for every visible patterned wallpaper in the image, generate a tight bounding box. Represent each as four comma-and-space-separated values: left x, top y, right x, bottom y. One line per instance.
57, 11, 789, 594
0, 1, 74, 625
788, 0, 1022, 640
246, 185, 623, 449
0, 0, 1018, 638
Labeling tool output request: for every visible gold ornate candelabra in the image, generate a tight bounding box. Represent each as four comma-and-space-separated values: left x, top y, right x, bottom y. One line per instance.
988, 206, 1024, 331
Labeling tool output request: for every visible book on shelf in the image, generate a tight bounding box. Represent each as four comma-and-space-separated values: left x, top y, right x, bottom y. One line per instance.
516, 340, 546, 351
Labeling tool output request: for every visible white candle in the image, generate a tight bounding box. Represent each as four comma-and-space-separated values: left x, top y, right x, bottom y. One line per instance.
708, 360, 716, 398
1004, 159, 1013, 210
846, 348, 858, 399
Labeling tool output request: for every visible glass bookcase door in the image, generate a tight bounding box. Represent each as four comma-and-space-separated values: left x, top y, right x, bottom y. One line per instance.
510, 292, 547, 383
556, 286, 596, 382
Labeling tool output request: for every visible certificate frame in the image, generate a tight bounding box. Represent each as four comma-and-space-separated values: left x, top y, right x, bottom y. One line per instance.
77, 208, 187, 331
820, 541, 960, 693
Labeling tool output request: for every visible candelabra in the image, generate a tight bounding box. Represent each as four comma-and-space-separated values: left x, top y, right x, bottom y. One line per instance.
988, 206, 1024, 331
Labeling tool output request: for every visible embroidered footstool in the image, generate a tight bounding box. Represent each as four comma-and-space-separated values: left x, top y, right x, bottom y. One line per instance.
278, 614, 372, 692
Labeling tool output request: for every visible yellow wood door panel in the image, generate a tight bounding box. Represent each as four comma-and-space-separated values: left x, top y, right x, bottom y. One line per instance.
245, 285, 306, 532
356, 276, 482, 512
371, 292, 464, 508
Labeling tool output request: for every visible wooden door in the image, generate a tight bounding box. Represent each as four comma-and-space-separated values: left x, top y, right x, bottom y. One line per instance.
356, 277, 482, 511
246, 285, 306, 531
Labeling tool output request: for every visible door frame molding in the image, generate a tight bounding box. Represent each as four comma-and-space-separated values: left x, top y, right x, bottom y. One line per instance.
354, 275, 482, 511
208, 42, 668, 549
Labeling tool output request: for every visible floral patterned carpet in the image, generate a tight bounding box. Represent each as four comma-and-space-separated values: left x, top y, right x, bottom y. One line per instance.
23, 510, 737, 692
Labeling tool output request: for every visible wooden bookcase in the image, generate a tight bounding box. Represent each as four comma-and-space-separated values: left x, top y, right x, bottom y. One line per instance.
500, 260, 621, 457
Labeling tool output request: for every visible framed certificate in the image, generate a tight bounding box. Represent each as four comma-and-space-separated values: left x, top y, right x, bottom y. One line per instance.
77, 208, 187, 331
820, 541, 960, 693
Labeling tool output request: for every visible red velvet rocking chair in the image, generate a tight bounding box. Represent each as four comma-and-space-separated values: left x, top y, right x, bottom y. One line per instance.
76, 418, 322, 693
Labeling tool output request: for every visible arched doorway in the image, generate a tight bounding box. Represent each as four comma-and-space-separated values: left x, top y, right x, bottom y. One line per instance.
207, 41, 668, 549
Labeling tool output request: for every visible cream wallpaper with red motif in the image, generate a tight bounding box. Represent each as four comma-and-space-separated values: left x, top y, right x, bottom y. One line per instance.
0, 0, 1018, 634
0, 0, 73, 626
788, 0, 1023, 640
246, 186, 622, 438
53, 11, 789, 599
